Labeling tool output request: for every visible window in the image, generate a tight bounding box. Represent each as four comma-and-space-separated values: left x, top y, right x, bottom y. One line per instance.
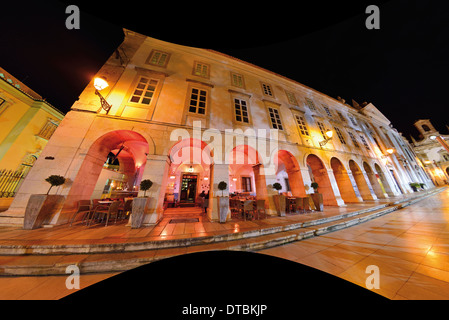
146, 50, 170, 67
422, 124, 431, 132
322, 105, 332, 117
294, 114, 309, 136
231, 72, 244, 88
348, 115, 358, 126
268, 107, 283, 130
242, 177, 252, 192
305, 98, 317, 111
261, 82, 274, 97
234, 98, 249, 123
336, 111, 346, 122
285, 91, 298, 105
193, 62, 210, 78
37, 119, 58, 140
359, 135, 371, 151
189, 88, 207, 115
129, 77, 158, 105
316, 121, 328, 139
333, 126, 347, 144
348, 131, 360, 148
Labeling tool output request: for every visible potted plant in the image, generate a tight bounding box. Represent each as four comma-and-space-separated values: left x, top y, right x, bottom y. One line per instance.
23, 175, 66, 229
131, 179, 153, 228
217, 181, 229, 223
309, 182, 323, 211
272, 182, 286, 216
409, 182, 419, 192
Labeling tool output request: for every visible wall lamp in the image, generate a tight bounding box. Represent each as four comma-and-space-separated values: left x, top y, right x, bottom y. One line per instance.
319, 130, 333, 147
93, 77, 112, 114
381, 148, 395, 159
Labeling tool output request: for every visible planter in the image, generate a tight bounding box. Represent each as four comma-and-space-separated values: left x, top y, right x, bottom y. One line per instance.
23, 194, 65, 229
310, 193, 323, 212
273, 194, 286, 217
131, 197, 151, 228
217, 196, 229, 223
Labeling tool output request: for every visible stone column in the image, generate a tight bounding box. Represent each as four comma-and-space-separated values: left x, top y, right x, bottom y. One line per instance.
208, 163, 230, 222
326, 169, 345, 206
253, 164, 277, 216
139, 154, 170, 226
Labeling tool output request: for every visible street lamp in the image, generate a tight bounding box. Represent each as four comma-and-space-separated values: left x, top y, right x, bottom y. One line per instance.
319, 130, 333, 147
93, 77, 112, 114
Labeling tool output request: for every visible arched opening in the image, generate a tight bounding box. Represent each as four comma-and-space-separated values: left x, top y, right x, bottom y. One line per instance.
306, 154, 338, 206
349, 160, 374, 200
363, 162, 387, 198
273, 150, 306, 197
228, 144, 268, 203
331, 157, 360, 203
374, 163, 393, 196
165, 138, 213, 209
64, 130, 149, 215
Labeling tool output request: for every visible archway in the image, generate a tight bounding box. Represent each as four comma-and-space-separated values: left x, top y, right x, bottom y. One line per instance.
166, 138, 213, 208
273, 150, 306, 197
64, 130, 149, 215
306, 154, 338, 206
228, 144, 268, 203
349, 160, 374, 200
374, 163, 393, 196
331, 157, 360, 203
363, 162, 387, 198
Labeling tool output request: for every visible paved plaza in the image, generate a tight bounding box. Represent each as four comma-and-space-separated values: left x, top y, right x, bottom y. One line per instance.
0, 187, 448, 299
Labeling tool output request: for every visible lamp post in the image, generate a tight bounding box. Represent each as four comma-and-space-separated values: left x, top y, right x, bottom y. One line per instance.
93, 77, 112, 114
319, 130, 333, 147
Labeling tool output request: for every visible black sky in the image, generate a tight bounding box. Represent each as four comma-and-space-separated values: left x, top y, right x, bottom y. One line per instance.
1, 0, 448, 141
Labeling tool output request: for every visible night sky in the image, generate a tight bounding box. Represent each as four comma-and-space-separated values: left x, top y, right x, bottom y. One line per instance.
1, 0, 448, 141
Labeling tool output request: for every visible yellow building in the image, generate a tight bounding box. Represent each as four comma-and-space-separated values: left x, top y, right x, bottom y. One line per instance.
0, 67, 64, 209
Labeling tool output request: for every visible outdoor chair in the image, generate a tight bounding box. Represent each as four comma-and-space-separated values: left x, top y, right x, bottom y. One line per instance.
255, 200, 266, 220
118, 199, 133, 220
69, 200, 92, 226
88, 201, 121, 227
294, 197, 304, 214
243, 200, 255, 221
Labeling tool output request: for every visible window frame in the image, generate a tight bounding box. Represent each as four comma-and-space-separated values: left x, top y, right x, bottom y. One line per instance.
267, 106, 284, 130
260, 82, 274, 97
192, 61, 210, 79
145, 49, 171, 68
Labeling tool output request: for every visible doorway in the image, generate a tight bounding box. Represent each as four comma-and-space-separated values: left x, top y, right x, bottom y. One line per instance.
180, 174, 198, 203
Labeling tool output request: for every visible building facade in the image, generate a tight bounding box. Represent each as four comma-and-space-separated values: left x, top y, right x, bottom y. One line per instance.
0, 67, 64, 211
411, 119, 449, 186
1, 29, 432, 227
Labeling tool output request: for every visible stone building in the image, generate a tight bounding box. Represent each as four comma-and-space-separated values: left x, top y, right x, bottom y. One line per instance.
0, 29, 432, 227
411, 119, 449, 186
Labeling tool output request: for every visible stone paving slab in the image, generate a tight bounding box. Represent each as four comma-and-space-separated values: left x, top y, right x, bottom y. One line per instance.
0, 187, 444, 276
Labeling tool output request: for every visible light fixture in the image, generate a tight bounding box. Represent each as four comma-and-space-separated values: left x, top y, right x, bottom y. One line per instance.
429, 135, 437, 140
381, 148, 395, 159
188, 166, 193, 172
93, 77, 112, 114
319, 130, 333, 147
170, 175, 176, 179
232, 178, 237, 181
204, 177, 208, 180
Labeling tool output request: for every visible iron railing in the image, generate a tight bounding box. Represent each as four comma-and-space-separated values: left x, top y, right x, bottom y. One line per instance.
0, 169, 25, 198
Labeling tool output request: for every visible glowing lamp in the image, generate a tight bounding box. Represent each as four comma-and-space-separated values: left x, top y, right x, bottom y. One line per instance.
319, 130, 333, 147
325, 130, 333, 139
386, 148, 394, 154
94, 77, 109, 91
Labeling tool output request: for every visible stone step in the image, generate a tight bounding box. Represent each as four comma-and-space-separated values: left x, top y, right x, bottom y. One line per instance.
0, 187, 443, 276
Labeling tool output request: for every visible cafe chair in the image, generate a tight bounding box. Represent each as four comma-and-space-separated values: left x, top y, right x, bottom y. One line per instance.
243, 200, 255, 221
118, 199, 133, 220
294, 198, 304, 214
69, 200, 92, 226
255, 200, 266, 220
88, 201, 121, 227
